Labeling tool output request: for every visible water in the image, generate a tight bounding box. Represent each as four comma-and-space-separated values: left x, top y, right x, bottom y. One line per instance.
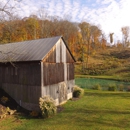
75, 78, 130, 90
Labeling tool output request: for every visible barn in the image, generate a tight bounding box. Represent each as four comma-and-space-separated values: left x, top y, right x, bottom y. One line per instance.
0, 36, 75, 111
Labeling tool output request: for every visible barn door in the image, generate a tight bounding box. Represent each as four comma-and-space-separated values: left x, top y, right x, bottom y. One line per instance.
58, 82, 67, 104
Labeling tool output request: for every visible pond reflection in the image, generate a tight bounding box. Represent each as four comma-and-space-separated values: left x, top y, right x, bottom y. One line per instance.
75, 78, 130, 91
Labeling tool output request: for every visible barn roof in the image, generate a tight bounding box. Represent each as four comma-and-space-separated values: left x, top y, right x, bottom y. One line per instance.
0, 36, 75, 62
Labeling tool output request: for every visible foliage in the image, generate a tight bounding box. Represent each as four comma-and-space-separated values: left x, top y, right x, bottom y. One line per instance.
30, 111, 39, 117
92, 84, 102, 90
127, 86, 130, 92
108, 84, 117, 91
0, 106, 16, 119
1, 96, 9, 104
119, 84, 124, 91
39, 96, 57, 118
73, 85, 84, 98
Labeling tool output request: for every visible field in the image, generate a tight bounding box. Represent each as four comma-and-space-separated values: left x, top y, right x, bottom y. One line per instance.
1, 89, 130, 130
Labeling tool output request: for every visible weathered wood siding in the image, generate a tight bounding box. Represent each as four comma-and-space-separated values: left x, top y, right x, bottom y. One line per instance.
0, 62, 41, 86
0, 62, 41, 110
43, 63, 64, 86
2, 83, 41, 110
43, 46, 56, 63
41, 38, 75, 105
43, 38, 75, 63
0, 67, 2, 87
41, 80, 74, 105
67, 63, 74, 80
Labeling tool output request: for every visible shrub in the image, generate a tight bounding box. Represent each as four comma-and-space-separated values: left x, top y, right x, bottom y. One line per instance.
119, 84, 124, 91
30, 111, 39, 117
73, 85, 84, 98
127, 86, 130, 92
92, 84, 102, 90
108, 84, 117, 91
39, 96, 57, 118
0, 107, 16, 119
1, 96, 9, 104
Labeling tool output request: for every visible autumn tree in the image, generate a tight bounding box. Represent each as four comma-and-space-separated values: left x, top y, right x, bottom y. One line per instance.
100, 33, 107, 50
90, 25, 102, 50
78, 22, 91, 72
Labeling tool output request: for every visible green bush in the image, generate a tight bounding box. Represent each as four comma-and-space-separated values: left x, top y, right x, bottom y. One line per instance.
119, 84, 124, 91
108, 84, 117, 91
92, 84, 102, 90
73, 85, 84, 98
39, 96, 57, 118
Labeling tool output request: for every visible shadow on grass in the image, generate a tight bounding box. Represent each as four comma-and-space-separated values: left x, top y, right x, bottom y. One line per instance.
67, 108, 130, 129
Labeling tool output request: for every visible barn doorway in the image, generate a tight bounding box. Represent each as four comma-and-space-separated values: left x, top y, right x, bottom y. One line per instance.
58, 82, 67, 104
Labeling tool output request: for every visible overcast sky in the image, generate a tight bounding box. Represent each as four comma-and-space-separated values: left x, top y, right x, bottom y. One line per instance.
2, 0, 130, 43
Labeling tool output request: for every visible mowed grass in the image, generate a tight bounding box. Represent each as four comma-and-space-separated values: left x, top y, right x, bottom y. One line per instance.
1, 90, 130, 130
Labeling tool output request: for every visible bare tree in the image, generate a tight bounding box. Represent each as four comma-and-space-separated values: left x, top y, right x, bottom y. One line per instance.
0, 0, 21, 63
109, 33, 114, 44
121, 26, 130, 47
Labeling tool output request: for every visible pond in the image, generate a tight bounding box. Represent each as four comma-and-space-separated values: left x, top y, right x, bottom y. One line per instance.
75, 78, 130, 91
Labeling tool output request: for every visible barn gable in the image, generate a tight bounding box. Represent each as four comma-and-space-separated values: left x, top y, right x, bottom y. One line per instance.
42, 37, 75, 63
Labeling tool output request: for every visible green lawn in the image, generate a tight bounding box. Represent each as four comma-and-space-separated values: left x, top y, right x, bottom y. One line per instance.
1, 90, 130, 130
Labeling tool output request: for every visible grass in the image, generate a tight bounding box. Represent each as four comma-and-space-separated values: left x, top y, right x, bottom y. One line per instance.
75, 77, 130, 90
75, 74, 130, 82
1, 90, 130, 130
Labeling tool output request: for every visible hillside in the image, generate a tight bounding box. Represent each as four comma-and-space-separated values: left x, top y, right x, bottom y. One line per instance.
75, 47, 130, 81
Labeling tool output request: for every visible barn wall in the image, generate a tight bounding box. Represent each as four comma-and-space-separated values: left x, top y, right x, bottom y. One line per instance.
41, 80, 74, 105
2, 83, 41, 111
0, 62, 41, 86
41, 38, 75, 105
43, 63, 64, 86
0, 62, 41, 111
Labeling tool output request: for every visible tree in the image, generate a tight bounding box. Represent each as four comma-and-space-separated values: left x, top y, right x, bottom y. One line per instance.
0, 0, 22, 63
79, 22, 91, 72
121, 26, 130, 47
90, 25, 102, 50
109, 33, 114, 44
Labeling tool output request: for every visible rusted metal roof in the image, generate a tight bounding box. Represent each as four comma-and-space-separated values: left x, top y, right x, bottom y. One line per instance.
0, 36, 62, 62
0, 36, 76, 62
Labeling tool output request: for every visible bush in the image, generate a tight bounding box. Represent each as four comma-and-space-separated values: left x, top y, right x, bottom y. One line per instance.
73, 85, 84, 98
39, 96, 57, 118
127, 86, 130, 92
1, 96, 9, 104
92, 84, 102, 90
30, 111, 39, 117
119, 84, 124, 91
108, 84, 117, 91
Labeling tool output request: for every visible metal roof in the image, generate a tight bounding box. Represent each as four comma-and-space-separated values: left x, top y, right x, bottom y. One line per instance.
0, 36, 61, 62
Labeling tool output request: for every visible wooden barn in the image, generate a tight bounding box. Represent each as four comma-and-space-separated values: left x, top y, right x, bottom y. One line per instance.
0, 36, 75, 111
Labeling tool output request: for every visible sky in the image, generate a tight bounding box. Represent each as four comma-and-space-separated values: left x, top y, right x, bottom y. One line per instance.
2, 0, 130, 43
